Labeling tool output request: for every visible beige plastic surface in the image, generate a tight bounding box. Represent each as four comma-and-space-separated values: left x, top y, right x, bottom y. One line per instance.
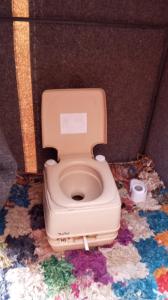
43, 156, 121, 251
45, 156, 120, 208
42, 88, 107, 158
42, 88, 121, 251
43, 167, 121, 251
47, 232, 119, 252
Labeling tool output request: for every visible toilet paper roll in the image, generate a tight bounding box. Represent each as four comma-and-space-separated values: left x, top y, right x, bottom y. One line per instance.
130, 179, 147, 203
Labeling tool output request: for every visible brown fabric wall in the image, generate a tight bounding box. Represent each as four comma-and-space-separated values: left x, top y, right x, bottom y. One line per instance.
30, 23, 165, 169
0, 1, 12, 17
0, 22, 24, 169
1, 1, 168, 174
146, 55, 168, 185
29, 0, 168, 25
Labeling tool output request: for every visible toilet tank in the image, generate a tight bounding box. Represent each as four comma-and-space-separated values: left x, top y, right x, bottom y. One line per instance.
42, 88, 107, 158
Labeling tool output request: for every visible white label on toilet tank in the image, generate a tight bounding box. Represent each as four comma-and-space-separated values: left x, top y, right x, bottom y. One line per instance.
60, 113, 87, 134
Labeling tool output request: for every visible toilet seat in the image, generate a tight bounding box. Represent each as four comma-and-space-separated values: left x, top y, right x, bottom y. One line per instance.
45, 156, 119, 209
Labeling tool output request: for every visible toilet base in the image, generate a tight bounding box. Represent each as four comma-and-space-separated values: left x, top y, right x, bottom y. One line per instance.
47, 231, 118, 252
43, 185, 121, 251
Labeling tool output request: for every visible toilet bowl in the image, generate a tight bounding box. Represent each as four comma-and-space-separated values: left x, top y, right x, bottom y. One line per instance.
42, 88, 121, 251
45, 156, 120, 209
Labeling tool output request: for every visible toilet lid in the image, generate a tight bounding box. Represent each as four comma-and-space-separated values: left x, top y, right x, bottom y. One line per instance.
42, 88, 107, 158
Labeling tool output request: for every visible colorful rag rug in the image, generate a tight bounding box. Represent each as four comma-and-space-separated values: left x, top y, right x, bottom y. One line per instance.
1, 156, 168, 299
